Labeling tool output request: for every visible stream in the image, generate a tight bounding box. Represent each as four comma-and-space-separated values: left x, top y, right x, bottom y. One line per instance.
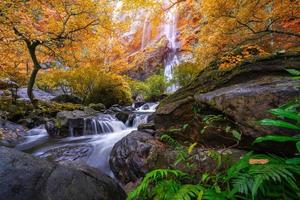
16, 103, 158, 177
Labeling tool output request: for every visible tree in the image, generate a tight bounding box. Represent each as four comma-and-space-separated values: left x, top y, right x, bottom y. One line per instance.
0, 0, 100, 103
196, 0, 300, 66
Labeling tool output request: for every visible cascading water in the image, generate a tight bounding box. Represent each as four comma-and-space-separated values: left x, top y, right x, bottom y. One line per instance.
163, 0, 180, 93
141, 12, 151, 50
18, 103, 158, 177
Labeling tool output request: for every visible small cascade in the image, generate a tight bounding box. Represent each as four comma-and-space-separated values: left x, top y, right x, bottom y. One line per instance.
132, 114, 149, 128
135, 102, 158, 112
16, 125, 49, 151
163, 0, 180, 93
71, 114, 127, 137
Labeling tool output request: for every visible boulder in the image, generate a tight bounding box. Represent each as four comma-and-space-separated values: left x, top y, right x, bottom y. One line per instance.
52, 94, 82, 104
0, 119, 25, 147
45, 110, 99, 137
109, 131, 245, 184
116, 112, 129, 124
110, 131, 168, 184
155, 53, 300, 147
0, 147, 126, 200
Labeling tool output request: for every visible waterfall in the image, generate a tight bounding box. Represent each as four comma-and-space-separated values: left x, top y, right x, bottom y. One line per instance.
163, 0, 180, 93
141, 12, 151, 50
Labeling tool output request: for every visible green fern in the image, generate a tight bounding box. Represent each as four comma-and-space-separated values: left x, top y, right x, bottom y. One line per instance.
126, 169, 188, 200
227, 152, 300, 199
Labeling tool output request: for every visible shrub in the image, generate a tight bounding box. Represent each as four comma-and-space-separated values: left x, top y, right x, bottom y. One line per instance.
172, 62, 200, 87
37, 66, 132, 107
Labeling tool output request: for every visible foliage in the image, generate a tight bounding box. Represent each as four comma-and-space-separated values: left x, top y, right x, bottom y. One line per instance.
127, 150, 300, 200
172, 62, 200, 87
129, 98, 300, 200
37, 66, 132, 107
129, 73, 167, 101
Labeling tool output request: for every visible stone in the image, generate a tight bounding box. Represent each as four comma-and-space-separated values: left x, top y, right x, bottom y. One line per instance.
0, 147, 126, 200
110, 131, 168, 184
0, 119, 25, 147
116, 112, 130, 124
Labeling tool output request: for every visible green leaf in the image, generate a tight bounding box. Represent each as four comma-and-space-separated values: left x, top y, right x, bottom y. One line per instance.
260, 119, 300, 130
232, 130, 241, 141
254, 135, 299, 144
268, 109, 300, 122
286, 158, 300, 165
297, 141, 300, 153
183, 124, 189, 130
286, 69, 300, 76
197, 190, 203, 200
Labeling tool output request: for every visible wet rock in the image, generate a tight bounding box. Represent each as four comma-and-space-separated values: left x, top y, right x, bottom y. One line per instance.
88, 103, 106, 111
0, 147, 126, 200
116, 112, 129, 124
137, 122, 155, 131
0, 119, 25, 147
52, 94, 82, 104
46, 110, 99, 138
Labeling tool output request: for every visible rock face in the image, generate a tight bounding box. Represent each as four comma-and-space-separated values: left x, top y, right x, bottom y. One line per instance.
155, 53, 300, 147
0, 147, 126, 200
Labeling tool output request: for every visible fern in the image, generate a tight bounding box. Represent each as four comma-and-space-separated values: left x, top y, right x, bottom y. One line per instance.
227, 153, 300, 199
127, 169, 188, 200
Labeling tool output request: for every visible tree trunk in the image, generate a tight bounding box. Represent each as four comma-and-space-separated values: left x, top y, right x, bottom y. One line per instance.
27, 67, 40, 103
26, 41, 41, 105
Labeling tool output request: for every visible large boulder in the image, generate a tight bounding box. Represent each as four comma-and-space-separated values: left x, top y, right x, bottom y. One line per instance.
155, 53, 300, 147
110, 131, 168, 184
110, 131, 245, 184
0, 147, 126, 200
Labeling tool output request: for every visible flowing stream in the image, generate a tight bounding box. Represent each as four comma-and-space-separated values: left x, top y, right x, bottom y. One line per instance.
17, 103, 158, 177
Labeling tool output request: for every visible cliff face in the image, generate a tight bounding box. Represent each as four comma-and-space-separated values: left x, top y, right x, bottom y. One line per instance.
123, 2, 200, 80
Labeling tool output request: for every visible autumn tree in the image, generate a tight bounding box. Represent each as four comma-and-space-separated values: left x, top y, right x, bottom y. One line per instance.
196, 0, 300, 66
0, 0, 101, 103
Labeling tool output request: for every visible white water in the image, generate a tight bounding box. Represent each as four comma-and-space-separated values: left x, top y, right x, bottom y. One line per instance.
163, 0, 180, 93
19, 103, 158, 177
